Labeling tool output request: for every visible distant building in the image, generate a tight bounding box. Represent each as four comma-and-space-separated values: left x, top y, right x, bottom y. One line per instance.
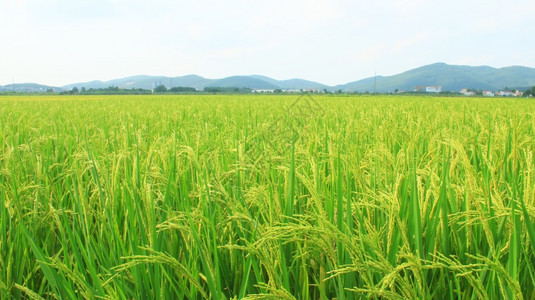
152, 81, 164, 90
460, 89, 476, 96
496, 91, 509, 96
494, 90, 524, 97
252, 89, 275, 93
426, 86, 442, 93
414, 86, 442, 93
483, 91, 495, 97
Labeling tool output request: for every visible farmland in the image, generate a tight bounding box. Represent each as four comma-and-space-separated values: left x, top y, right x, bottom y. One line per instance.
1, 94, 535, 299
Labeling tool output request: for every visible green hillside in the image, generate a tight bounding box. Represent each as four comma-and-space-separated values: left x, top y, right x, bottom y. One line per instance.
207, 76, 279, 89
337, 63, 535, 92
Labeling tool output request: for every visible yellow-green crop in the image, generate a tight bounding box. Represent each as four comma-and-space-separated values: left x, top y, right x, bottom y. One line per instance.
1, 94, 535, 299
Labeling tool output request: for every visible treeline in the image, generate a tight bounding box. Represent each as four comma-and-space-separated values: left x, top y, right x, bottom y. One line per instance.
523, 86, 535, 97
59, 85, 253, 95
60, 86, 152, 95
155, 85, 252, 94
20, 85, 535, 96
202, 87, 252, 94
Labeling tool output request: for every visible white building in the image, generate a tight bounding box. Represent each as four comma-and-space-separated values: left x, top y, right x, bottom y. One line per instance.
252, 89, 275, 93
426, 86, 442, 93
414, 86, 442, 93
460, 89, 476, 96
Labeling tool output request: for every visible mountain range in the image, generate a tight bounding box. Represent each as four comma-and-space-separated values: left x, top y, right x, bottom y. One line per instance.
60, 74, 330, 91
2, 63, 535, 93
336, 63, 535, 92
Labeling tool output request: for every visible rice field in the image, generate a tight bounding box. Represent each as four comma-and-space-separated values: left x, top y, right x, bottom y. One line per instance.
1, 94, 535, 299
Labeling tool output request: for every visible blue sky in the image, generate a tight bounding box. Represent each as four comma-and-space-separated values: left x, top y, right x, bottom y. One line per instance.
1, 0, 534, 86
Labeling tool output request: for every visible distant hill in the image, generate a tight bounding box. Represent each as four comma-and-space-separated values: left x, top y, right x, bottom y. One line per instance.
336, 63, 535, 92
63, 75, 213, 90
207, 76, 280, 89
0, 83, 60, 93
249, 75, 329, 90
5, 63, 535, 93
64, 74, 329, 91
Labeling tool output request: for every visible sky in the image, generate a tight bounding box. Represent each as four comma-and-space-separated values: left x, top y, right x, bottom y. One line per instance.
1, 0, 534, 87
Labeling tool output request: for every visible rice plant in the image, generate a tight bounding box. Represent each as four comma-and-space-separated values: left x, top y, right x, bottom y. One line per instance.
1, 94, 534, 299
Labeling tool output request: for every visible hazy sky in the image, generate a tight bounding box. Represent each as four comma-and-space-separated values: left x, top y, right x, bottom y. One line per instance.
1, 0, 534, 86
